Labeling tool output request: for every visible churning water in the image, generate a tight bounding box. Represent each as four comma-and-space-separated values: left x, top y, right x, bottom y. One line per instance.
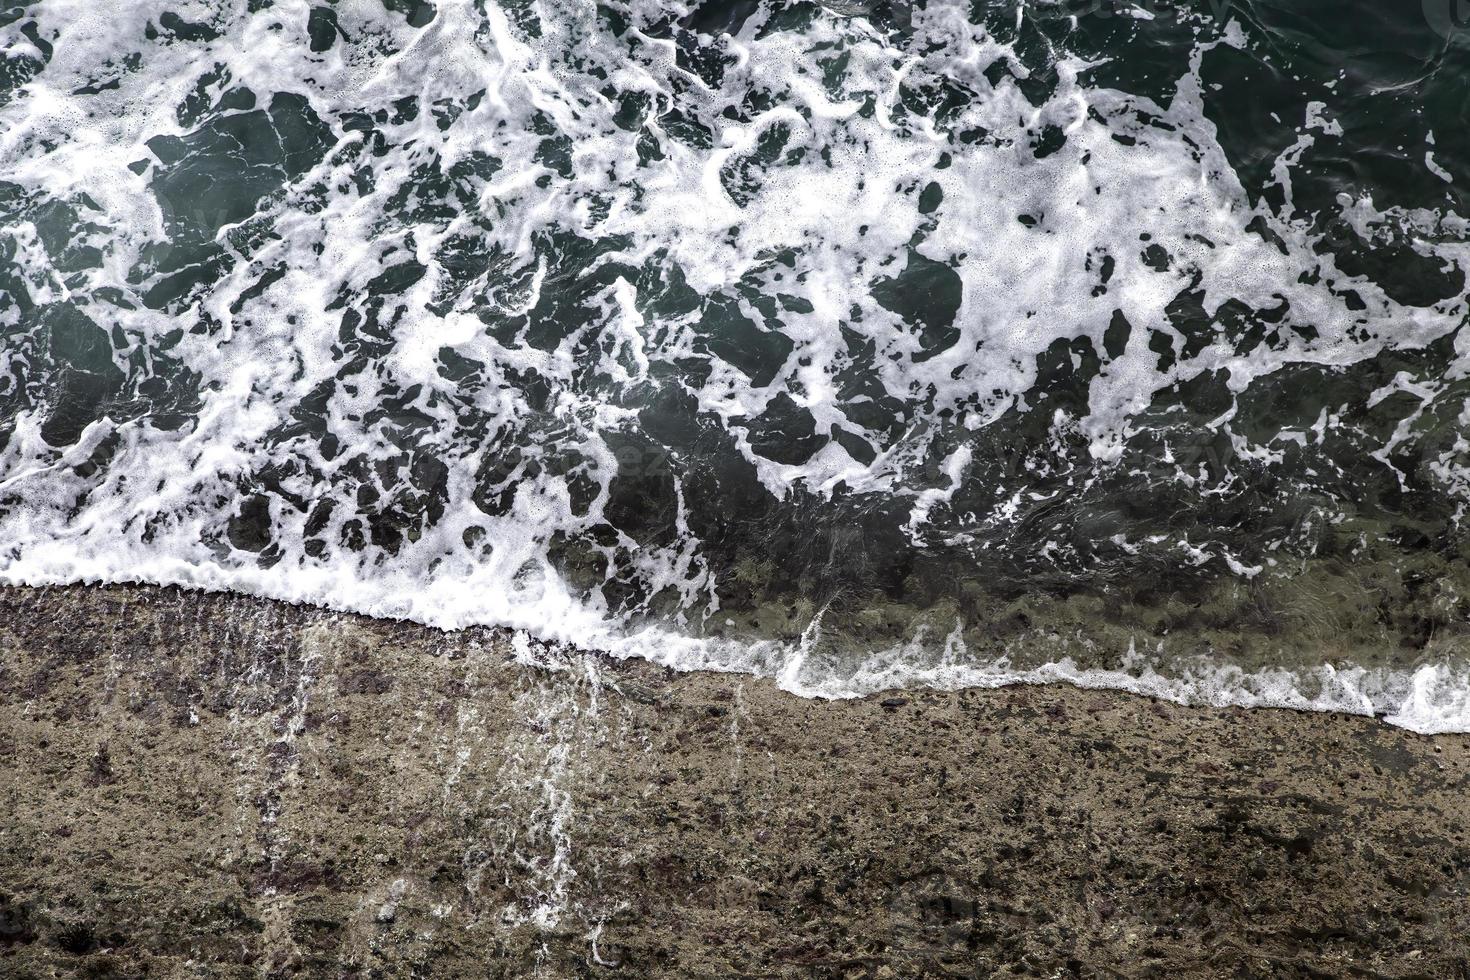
3, 0, 1470, 729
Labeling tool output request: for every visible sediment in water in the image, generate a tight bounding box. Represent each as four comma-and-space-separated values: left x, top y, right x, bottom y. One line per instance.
1, 583, 1468, 978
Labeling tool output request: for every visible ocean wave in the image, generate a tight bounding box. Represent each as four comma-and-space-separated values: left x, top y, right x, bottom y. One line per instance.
1, 0, 1468, 730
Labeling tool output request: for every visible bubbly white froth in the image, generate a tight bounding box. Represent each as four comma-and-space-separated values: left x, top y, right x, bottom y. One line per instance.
1, 0, 1468, 732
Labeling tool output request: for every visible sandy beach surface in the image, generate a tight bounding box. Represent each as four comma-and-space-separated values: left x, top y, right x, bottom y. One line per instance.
1, 584, 1467, 978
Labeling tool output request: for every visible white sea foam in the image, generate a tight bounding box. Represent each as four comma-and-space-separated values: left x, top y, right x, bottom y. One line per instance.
1, 0, 1468, 732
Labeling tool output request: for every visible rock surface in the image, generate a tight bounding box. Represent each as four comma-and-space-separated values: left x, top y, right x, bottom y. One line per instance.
1, 584, 1467, 978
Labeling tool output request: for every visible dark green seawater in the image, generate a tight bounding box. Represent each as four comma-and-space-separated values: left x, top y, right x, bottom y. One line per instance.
2, 0, 1469, 728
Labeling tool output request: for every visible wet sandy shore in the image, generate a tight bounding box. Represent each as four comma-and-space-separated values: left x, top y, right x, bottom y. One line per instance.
1, 584, 1467, 978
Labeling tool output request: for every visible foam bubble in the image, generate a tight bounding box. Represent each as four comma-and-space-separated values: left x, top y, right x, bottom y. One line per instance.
1, 0, 1467, 732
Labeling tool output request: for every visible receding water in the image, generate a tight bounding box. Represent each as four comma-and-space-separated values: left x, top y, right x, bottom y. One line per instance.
2, 0, 1469, 729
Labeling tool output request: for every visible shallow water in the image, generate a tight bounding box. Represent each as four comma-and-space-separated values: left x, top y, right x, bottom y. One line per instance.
2, 0, 1469, 729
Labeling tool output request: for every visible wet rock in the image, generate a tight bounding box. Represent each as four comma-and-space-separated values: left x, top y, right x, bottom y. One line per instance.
0, 584, 1467, 978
